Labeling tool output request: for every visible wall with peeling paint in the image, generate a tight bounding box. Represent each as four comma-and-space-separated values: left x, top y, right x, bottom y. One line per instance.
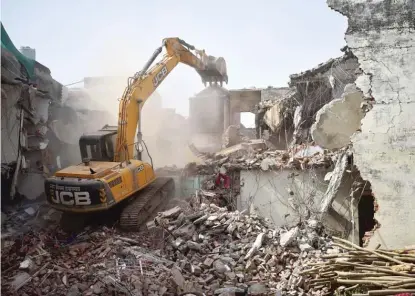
327, 0, 415, 248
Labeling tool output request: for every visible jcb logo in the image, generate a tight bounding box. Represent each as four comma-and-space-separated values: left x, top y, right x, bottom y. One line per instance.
153, 66, 168, 87
51, 191, 92, 206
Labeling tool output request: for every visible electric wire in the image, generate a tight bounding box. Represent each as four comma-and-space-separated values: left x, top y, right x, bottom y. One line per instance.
64, 80, 84, 87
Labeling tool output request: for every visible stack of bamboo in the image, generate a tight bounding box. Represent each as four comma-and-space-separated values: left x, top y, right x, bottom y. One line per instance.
301, 237, 415, 296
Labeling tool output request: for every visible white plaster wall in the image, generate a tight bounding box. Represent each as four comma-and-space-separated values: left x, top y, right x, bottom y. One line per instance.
328, 0, 415, 248
239, 170, 356, 236
311, 84, 365, 149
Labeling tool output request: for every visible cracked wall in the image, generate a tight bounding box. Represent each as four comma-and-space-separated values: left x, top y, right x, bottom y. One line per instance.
327, 0, 415, 248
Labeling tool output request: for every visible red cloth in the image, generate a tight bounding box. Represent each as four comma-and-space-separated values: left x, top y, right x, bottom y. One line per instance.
394, 294, 412, 296
215, 173, 230, 189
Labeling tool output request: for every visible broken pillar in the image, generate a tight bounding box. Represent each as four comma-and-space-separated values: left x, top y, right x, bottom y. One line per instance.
189, 86, 229, 153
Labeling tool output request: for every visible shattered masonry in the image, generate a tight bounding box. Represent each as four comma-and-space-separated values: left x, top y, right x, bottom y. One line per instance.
327, 0, 415, 248
0, 194, 335, 295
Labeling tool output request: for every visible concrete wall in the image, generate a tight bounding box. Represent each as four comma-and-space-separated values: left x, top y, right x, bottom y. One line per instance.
327, 0, 415, 248
239, 169, 359, 241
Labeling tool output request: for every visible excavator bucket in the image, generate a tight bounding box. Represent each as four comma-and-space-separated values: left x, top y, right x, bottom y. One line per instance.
199, 55, 228, 86
164, 38, 228, 87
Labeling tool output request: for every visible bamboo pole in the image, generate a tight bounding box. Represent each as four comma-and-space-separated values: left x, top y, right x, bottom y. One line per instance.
367, 289, 415, 295
333, 237, 409, 265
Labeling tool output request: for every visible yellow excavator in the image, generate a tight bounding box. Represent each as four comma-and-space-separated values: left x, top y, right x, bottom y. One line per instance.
45, 38, 228, 232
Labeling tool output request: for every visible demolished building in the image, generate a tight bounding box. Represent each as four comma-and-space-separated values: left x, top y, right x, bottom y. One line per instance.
166, 47, 381, 251
200, 51, 360, 154
180, 138, 375, 247
2, 0, 415, 294
1, 24, 114, 206
179, 48, 375, 247
250, 49, 360, 149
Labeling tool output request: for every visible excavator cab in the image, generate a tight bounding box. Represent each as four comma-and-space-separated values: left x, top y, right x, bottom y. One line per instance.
79, 125, 117, 162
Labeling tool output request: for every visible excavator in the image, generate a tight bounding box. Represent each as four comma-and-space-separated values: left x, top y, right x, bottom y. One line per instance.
44, 38, 228, 232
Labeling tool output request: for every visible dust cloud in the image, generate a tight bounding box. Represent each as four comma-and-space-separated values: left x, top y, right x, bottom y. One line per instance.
83, 77, 193, 169
79, 36, 210, 168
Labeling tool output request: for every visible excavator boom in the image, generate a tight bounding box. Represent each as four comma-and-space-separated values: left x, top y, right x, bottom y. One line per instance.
115, 37, 228, 162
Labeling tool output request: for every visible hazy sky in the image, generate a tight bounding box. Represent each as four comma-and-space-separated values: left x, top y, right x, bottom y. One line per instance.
1, 0, 346, 125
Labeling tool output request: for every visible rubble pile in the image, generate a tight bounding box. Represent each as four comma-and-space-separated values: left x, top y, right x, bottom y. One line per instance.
188, 141, 336, 174
303, 237, 415, 295
151, 204, 334, 295
1, 203, 335, 296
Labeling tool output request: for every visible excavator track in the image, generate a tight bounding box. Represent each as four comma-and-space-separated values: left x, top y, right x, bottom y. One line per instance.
119, 177, 175, 231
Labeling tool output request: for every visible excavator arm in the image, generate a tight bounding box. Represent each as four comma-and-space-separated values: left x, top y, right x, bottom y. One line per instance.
114, 38, 228, 162
44, 38, 227, 232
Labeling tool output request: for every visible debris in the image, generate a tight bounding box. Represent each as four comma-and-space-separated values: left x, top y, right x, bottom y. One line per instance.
19, 258, 35, 270
62, 274, 68, 286
24, 207, 37, 216
245, 233, 265, 259
160, 206, 182, 218
213, 259, 231, 274
280, 226, 299, 247
260, 157, 275, 171
42, 208, 61, 222
11, 272, 30, 291
185, 141, 335, 175
263, 101, 284, 132
299, 243, 313, 252
66, 284, 81, 296
311, 84, 365, 150
248, 283, 268, 295
294, 145, 324, 158
171, 267, 185, 289
320, 151, 349, 215
214, 287, 245, 295
1, 202, 333, 295
203, 257, 215, 268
